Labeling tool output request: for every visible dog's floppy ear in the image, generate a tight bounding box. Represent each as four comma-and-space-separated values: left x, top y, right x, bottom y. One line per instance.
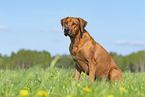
61, 17, 69, 29
78, 17, 87, 33
61, 18, 65, 27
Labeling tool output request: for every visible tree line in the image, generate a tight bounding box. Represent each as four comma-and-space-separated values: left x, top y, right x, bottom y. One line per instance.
0, 49, 145, 72
0, 49, 51, 69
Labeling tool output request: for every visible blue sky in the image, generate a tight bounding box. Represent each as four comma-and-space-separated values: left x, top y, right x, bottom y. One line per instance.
0, 0, 145, 56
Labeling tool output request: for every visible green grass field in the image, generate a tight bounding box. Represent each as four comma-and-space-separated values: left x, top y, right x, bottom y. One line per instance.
0, 67, 145, 97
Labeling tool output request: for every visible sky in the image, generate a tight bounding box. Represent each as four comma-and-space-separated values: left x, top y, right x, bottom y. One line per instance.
0, 0, 145, 56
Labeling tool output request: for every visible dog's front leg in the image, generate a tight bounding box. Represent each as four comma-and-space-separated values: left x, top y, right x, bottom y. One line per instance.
89, 63, 96, 82
74, 64, 81, 81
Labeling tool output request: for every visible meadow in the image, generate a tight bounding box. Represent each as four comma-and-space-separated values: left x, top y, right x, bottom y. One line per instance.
0, 66, 145, 97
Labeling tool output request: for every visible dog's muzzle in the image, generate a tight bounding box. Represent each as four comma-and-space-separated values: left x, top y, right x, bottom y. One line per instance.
64, 27, 70, 36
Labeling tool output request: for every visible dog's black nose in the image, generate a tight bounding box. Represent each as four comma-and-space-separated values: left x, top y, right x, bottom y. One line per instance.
64, 27, 70, 36
64, 27, 70, 32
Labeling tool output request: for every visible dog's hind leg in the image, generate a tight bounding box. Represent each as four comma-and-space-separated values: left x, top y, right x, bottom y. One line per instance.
109, 68, 124, 83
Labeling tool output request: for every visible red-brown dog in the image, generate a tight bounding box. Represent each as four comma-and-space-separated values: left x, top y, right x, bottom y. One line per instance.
61, 17, 123, 82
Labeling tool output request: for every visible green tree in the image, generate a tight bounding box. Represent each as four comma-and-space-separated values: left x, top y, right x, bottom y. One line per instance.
0, 49, 52, 69
109, 52, 123, 70
55, 55, 75, 69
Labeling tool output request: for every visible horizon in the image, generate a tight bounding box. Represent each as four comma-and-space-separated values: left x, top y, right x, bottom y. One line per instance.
0, 0, 145, 56
0, 48, 144, 57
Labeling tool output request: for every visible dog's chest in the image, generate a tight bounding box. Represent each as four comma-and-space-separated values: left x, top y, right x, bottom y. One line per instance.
69, 44, 79, 56
70, 45, 89, 64
71, 50, 89, 73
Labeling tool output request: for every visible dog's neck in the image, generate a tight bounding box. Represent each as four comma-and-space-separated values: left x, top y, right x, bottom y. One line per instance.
70, 30, 90, 47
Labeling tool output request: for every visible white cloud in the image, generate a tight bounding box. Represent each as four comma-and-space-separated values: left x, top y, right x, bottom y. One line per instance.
50, 28, 62, 32
115, 40, 145, 46
0, 26, 8, 30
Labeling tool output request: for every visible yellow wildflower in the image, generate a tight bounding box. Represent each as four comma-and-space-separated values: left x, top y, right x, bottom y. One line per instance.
121, 87, 127, 93
141, 93, 143, 96
70, 78, 73, 79
20, 89, 29, 96
37, 90, 49, 97
107, 94, 114, 97
24, 87, 30, 90
67, 95, 72, 97
54, 77, 56, 79
81, 72, 86, 75
83, 87, 90, 92
51, 73, 53, 75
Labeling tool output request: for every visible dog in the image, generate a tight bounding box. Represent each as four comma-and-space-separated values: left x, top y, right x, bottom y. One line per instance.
61, 17, 123, 82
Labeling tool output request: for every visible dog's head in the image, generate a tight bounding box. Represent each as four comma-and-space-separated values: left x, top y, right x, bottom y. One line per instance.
61, 17, 87, 38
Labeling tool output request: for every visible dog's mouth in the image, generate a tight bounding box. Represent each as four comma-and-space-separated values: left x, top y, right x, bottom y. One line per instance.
64, 31, 69, 36
64, 31, 74, 38
64, 27, 74, 37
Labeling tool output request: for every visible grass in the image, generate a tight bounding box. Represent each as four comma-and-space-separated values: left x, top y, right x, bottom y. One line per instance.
0, 66, 145, 97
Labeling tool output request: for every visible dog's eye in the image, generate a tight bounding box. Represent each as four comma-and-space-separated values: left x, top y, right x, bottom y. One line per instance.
65, 22, 68, 25
72, 23, 76, 26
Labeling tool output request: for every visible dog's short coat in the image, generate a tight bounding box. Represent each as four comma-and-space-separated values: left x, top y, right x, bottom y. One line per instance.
61, 17, 123, 82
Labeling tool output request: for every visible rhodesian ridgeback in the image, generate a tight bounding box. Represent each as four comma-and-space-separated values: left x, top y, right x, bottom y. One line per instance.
61, 17, 123, 82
